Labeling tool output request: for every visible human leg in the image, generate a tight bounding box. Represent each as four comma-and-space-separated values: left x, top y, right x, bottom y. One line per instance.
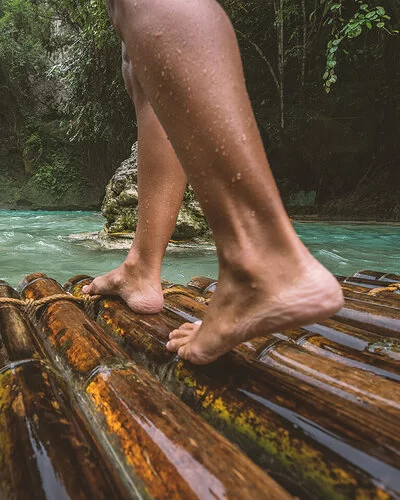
104, 0, 344, 362
83, 60, 187, 313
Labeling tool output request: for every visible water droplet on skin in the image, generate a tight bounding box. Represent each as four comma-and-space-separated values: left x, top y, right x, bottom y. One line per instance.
251, 210, 255, 217
236, 172, 242, 180
203, 69, 207, 74
215, 148, 219, 153
161, 71, 165, 77
241, 134, 247, 142
176, 48, 182, 54
186, 108, 190, 114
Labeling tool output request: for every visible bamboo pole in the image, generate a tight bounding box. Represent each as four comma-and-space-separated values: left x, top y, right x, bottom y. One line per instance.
288, 321, 400, 371
340, 285, 399, 309
0, 281, 125, 499
354, 270, 400, 283
0, 281, 44, 361
333, 299, 400, 338
160, 288, 400, 416
20, 274, 288, 500
67, 276, 400, 500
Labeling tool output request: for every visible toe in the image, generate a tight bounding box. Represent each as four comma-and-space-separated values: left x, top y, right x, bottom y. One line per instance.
169, 322, 199, 339
169, 329, 187, 340
166, 337, 187, 352
82, 282, 95, 295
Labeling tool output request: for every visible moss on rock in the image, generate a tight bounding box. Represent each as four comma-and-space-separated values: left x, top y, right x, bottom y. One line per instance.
102, 142, 210, 240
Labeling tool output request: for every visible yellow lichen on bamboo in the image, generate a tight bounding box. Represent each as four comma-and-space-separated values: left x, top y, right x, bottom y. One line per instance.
175, 364, 384, 499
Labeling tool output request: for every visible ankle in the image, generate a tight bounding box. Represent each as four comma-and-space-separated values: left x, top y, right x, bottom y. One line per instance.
123, 254, 161, 281
219, 238, 309, 277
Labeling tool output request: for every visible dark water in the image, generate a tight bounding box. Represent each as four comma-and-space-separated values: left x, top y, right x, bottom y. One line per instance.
0, 211, 398, 287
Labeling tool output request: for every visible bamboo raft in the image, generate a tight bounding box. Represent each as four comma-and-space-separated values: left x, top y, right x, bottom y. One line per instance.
0, 270, 399, 499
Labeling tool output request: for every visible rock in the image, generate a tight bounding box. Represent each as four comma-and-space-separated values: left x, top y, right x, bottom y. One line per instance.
101, 142, 210, 240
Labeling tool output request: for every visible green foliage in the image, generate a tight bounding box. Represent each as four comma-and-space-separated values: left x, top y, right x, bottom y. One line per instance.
34, 154, 80, 199
48, 0, 134, 146
23, 132, 43, 172
0, 0, 54, 118
322, 0, 399, 92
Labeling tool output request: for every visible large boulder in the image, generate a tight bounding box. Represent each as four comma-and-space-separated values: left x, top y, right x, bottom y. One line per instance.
102, 142, 210, 239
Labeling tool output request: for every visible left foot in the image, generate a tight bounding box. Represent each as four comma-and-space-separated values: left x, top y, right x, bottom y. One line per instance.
166, 254, 344, 364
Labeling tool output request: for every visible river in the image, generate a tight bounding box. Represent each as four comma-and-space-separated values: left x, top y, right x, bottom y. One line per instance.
0, 210, 398, 288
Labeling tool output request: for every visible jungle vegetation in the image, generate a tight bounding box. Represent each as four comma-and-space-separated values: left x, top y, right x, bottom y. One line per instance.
0, 0, 399, 217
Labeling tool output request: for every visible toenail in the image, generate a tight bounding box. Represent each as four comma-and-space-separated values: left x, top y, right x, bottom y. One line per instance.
194, 320, 202, 325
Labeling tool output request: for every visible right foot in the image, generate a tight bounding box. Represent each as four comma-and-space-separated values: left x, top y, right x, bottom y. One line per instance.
167, 252, 344, 364
82, 261, 164, 314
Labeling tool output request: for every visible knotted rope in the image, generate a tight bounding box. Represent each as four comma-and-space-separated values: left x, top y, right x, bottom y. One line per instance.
0, 293, 102, 322
163, 287, 210, 304
368, 282, 400, 297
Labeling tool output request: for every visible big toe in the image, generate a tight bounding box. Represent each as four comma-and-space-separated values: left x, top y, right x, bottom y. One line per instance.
82, 282, 95, 295
83, 276, 111, 296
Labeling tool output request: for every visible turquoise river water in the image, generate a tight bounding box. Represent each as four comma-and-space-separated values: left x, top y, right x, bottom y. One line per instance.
0, 210, 398, 288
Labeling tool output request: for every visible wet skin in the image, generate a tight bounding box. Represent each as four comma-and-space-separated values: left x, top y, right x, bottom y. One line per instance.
83, 0, 344, 364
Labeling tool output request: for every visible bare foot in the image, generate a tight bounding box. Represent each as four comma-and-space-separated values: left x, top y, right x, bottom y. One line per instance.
82, 261, 164, 314
166, 255, 344, 364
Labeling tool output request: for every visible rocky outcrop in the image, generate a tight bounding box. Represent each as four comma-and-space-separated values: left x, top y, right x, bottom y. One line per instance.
101, 142, 210, 239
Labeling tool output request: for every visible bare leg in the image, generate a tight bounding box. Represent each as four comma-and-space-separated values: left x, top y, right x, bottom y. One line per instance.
105, 0, 344, 362
83, 54, 187, 313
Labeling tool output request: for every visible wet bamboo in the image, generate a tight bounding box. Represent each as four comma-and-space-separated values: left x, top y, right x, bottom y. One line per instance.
256, 340, 400, 417
187, 276, 217, 297
333, 298, 400, 338
341, 286, 399, 309
67, 276, 400, 500
0, 281, 125, 499
236, 326, 400, 383
161, 289, 400, 417
354, 270, 400, 283
85, 364, 289, 500
21, 274, 288, 500
298, 319, 400, 366
337, 275, 394, 289
20, 273, 129, 379
0, 281, 44, 362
